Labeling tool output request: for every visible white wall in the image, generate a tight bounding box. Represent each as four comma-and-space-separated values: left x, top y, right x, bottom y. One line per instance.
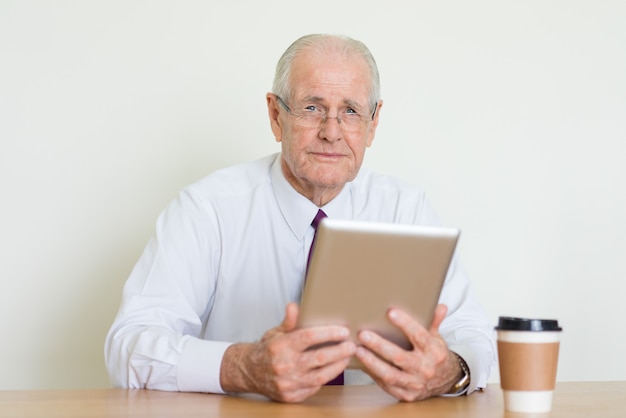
1, 1, 624, 390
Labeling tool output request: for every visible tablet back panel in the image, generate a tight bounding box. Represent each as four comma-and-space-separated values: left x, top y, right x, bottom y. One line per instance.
298, 219, 459, 366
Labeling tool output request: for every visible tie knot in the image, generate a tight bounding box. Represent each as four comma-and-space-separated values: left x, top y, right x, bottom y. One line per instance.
311, 209, 327, 230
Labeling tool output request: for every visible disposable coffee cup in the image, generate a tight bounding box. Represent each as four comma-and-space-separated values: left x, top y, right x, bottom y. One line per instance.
496, 316, 562, 413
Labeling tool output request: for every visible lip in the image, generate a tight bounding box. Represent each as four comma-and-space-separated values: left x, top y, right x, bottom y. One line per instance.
310, 151, 345, 159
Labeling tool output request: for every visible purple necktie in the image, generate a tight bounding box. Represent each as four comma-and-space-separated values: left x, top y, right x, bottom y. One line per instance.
306, 209, 327, 273
306, 209, 344, 386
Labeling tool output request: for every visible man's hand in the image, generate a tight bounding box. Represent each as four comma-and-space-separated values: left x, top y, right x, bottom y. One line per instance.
220, 303, 356, 403
355, 304, 462, 402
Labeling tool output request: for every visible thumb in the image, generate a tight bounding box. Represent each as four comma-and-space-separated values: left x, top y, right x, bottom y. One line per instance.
261, 303, 300, 342
279, 302, 300, 333
429, 304, 448, 334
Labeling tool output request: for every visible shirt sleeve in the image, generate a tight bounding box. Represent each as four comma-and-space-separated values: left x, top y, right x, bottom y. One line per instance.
438, 256, 496, 394
416, 197, 496, 394
104, 187, 230, 393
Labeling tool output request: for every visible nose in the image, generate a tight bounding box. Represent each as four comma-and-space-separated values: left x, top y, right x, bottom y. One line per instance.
318, 116, 342, 142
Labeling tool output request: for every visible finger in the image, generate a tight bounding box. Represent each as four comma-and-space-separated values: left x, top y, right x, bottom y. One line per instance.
300, 340, 356, 369
271, 385, 321, 404
356, 344, 437, 403
355, 344, 402, 386
292, 325, 353, 352
357, 329, 411, 371
306, 355, 352, 385
387, 308, 430, 351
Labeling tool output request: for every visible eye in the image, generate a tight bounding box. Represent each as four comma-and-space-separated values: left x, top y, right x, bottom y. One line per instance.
343, 107, 361, 118
303, 105, 321, 113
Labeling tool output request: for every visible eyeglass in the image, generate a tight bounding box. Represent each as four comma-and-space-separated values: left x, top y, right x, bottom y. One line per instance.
275, 95, 377, 132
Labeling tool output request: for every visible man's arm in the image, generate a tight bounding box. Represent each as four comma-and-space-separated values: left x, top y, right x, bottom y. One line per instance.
104, 187, 227, 393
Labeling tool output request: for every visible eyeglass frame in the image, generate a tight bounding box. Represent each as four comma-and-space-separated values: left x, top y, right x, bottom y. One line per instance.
274, 94, 378, 129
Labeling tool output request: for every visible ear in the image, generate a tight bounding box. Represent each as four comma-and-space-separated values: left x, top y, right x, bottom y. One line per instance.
267, 93, 283, 143
366, 100, 383, 147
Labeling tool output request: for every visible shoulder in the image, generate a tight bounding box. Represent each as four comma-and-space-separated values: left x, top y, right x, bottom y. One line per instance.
186, 154, 276, 199
350, 167, 441, 225
352, 167, 426, 199
161, 154, 276, 223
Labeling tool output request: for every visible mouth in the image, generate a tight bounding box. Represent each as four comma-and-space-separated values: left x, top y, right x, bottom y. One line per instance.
310, 151, 345, 160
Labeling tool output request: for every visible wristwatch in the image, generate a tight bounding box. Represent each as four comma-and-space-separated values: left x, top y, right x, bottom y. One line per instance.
445, 353, 470, 396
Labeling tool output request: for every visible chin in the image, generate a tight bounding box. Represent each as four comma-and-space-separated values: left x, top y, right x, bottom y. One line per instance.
315, 175, 353, 189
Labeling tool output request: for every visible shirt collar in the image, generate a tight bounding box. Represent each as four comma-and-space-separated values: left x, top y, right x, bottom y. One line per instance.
270, 153, 353, 240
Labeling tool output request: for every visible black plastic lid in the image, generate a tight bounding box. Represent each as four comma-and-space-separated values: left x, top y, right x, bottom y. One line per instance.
495, 316, 562, 331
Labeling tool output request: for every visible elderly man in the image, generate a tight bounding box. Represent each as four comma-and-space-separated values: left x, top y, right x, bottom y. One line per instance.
105, 33, 495, 403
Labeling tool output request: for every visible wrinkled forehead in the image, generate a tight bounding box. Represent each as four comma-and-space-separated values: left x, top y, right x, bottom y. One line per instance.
289, 49, 372, 106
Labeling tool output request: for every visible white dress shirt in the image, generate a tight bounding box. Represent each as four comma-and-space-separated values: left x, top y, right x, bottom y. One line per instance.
105, 153, 495, 395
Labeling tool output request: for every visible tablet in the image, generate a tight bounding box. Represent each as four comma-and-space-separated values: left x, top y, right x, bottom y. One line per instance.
297, 218, 459, 369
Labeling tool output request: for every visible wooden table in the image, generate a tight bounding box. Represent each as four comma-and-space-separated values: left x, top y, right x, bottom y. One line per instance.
0, 382, 624, 417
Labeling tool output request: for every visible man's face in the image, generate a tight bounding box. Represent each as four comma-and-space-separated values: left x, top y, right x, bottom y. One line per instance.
268, 49, 381, 204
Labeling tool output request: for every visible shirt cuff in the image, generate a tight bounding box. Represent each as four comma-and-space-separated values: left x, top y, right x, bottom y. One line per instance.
177, 337, 233, 394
